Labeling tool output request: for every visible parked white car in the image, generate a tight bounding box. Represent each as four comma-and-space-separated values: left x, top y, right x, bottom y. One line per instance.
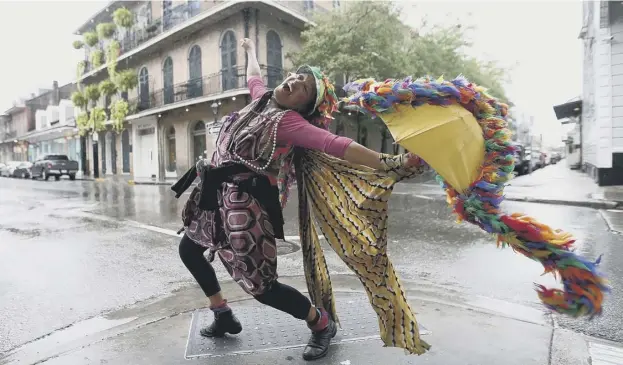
0, 161, 20, 177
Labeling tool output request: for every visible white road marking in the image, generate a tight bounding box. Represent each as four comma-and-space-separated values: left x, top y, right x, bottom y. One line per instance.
81, 211, 316, 242
588, 340, 623, 365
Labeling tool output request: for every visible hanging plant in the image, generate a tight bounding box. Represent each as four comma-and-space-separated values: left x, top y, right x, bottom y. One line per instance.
76, 112, 90, 135
84, 84, 101, 107
111, 100, 130, 133
106, 40, 121, 76
76, 60, 87, 84
99, 79, 117, 98
115, 69, 138, 92
83, 31, 99, 47
90, 50, 104, 68
90, 107, 108, 132
73, 40, 84, 50
113, 7, 135, 29
96, 22, 117, 39
71, 91, 87, 110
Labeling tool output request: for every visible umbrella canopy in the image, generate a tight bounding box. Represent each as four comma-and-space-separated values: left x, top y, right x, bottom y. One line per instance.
381, 103, 484, 194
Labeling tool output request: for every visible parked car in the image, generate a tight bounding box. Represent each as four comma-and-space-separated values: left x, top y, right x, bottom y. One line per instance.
550, 152, 562, 164
12, 161, 33, 178
0, 162, 6, 176
31, 155, 79, 181
512, 143, 531, 175
0, 161, 20, 177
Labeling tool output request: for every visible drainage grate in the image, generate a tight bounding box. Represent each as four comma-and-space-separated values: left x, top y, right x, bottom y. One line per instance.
185, 292, 430, 359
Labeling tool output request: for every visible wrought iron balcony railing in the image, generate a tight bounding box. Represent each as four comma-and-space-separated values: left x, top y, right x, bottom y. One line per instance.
129, 65, 286, 114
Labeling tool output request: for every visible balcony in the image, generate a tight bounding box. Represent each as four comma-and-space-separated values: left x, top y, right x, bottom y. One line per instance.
3, 131, 17, 141
128, 65, 286, 116
79, 1, 313, 82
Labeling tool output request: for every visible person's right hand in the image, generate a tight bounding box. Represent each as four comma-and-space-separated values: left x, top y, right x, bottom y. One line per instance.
240, 38, 255, 52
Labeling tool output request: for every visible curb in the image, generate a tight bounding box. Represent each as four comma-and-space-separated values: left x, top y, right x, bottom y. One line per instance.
504, 196, 620, 210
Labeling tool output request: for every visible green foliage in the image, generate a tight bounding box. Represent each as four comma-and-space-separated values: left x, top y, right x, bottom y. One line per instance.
111, 100, 130, 133
96, 22, 117, 39
76, 61, 86, 84
71, 91, 87, 109
83, 31, 99, 47
76, 112, 90, 135
89, 107, 108, 132
288, 2, 511, 104
84, 84, 101, 106
114, 69, 138, 92
72, 40, 84, 50
90, 50, 104, 68
113, 7, 135, 28
106, 40, 121, 76
99, 79, 117, 97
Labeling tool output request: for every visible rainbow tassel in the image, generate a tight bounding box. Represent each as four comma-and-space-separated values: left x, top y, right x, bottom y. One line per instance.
342, 76, 609, 318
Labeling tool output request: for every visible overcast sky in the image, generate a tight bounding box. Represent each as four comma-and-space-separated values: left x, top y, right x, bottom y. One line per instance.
0, 0, 581, 147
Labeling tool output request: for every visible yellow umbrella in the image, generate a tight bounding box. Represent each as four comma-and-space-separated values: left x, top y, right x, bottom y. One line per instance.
380, 103, 484, 194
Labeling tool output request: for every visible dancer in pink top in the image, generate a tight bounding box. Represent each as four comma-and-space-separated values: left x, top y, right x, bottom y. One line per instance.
172, 38, 420, 361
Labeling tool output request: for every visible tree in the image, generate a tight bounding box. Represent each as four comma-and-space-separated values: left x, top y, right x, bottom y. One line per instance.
288, 2, 411, 82
289, 3, 511, 104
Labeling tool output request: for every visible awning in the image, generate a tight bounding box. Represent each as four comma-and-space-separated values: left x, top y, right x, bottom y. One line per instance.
18, 124, 78, 144
553, 100, 582, 120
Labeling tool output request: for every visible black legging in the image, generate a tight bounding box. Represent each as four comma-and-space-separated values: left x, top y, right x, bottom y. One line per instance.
179, 234, 312, 320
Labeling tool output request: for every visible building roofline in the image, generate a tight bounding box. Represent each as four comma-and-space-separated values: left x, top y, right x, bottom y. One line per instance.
73, 0, 118, 35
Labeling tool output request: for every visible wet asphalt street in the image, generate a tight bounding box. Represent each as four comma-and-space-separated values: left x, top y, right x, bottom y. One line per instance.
0, 175, 622, 356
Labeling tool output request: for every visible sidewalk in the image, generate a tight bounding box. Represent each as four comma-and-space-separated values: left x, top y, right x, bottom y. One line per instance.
1, 275, 617, 365
395, 161, 623, 210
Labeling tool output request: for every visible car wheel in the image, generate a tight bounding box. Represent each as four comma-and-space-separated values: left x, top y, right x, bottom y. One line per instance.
69, 174, 76, 181
55, 175, 60, 181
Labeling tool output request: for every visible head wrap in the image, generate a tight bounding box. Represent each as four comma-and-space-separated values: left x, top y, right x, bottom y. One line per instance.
296, 65, 339, 127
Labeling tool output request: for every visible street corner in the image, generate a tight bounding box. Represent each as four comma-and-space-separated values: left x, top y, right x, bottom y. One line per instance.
599, 208, 623, 234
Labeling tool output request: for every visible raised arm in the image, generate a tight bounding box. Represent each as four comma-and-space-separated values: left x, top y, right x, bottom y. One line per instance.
241, 38, 261, 78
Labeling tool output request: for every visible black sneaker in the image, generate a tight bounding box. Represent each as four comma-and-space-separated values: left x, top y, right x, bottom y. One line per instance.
302, 318, 337, 361
199, 309, 243, 337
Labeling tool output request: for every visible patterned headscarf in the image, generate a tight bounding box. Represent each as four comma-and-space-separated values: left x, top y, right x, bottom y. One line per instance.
296, 65, 339, 127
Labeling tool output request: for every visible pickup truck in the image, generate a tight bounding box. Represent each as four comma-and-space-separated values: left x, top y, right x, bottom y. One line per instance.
31, 155, 79, 181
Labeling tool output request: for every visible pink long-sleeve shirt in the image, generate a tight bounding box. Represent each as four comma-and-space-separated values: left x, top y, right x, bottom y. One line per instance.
248, 76, 353, 158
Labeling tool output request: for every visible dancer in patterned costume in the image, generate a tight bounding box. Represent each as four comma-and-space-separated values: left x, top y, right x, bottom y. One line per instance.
172, 38, 428, 361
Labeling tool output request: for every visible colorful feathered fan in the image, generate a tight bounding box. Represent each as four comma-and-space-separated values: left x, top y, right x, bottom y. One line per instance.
342, 76, 608, 318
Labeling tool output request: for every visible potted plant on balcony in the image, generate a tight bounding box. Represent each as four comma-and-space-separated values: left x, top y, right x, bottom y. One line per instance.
105, 40, 121, 75
83, 31, 99, 47
96, 22, 117, 40
114, 69, 138, 95
111, 99, 130, 133
90, 50, 104, 68
71, 91, 87, 110
99, 79, 117, 98
84, 84, 101, 108
73, 40, 84, 50
89, 107, 107, 132
113, 7, 135, 29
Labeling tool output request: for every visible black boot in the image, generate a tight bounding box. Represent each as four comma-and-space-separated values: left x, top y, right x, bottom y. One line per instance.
199, 309, 243, 337
302, 318, 337, 361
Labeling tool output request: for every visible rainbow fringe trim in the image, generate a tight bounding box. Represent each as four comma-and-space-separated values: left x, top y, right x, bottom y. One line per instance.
342, 76, 609, 318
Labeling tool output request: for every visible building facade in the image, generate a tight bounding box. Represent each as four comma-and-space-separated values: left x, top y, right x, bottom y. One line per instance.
571, 1, 623, 185
74, 0, 348, 182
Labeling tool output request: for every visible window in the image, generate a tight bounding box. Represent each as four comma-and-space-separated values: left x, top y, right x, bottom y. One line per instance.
192, 121, 207, 162
189, 0, 201, 16
166, 126, 176, 172
188, 45, 203, 98
163, 57, 174, 104
138, 67, 150, 110
220, 31, 237, 91
266, 30, 283, 88
304, 0, 314, 11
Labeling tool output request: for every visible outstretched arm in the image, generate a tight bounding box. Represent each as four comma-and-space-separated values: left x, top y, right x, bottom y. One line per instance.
241, 38, 261, 78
